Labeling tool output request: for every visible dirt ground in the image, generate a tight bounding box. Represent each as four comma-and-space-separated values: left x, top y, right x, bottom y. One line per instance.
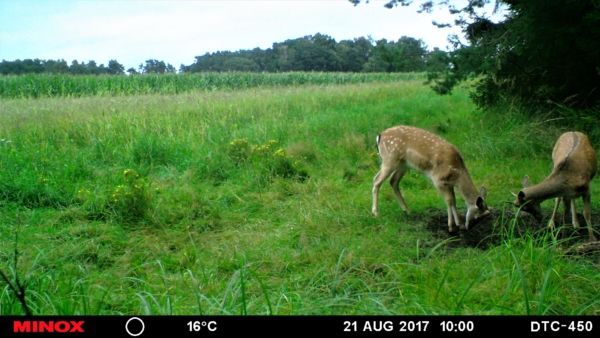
419, 208, 600, 252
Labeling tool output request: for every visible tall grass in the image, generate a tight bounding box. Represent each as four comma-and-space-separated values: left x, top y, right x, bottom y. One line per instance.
0, 78, 598, 315
0, 72, 424, 99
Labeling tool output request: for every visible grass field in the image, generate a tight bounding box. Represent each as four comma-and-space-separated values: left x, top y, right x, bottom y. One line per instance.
0, 75, 598, 315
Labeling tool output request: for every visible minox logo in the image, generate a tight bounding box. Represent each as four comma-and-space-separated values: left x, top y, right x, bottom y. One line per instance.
13, 320, 85, 333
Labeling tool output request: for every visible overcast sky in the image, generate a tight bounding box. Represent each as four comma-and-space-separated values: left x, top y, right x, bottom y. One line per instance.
0, 0, 473, 70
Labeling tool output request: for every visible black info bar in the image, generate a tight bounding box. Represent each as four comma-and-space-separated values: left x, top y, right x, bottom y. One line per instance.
0, 316, 597, 337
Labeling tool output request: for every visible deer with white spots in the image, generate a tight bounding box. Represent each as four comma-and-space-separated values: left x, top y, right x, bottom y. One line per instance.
513, 131, 597, 241
371, 125, 489, 233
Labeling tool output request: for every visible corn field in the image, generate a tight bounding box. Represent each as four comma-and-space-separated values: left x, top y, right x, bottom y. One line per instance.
0, 72, 424, 99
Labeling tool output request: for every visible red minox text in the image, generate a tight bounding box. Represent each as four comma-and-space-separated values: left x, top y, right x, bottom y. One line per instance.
13, 320, 85, 333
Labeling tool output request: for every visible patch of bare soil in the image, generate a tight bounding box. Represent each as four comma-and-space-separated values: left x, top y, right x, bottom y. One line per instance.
419, 208, 600, 252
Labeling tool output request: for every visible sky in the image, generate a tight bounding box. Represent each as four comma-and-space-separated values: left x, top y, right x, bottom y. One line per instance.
0, 0, 477, 70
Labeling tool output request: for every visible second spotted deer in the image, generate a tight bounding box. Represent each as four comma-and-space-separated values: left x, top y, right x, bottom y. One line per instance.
514, 131, 597, 241
371, 125, 489, 233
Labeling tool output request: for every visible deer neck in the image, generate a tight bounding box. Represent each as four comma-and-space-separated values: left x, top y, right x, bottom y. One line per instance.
456, 171, 480, 206
522, 174, 565, 202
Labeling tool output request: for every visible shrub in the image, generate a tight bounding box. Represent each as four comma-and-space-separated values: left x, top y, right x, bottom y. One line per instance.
107, 169, 152, 223
226, 138, 309, 184
227, 139, 252, 165
76, 169, 154, 223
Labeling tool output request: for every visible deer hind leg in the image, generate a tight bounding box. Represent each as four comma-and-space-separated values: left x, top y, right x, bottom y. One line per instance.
372, 164, 396, 217
389, 166, 410, 213
548, 197, 561, 230
582, 190, 597, 241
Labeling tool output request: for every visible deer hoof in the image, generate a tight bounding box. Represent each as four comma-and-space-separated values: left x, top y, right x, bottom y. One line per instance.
448, 225, 460, 235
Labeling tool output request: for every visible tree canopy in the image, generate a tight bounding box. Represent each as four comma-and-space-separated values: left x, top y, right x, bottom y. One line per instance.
353, 0, 600, 110
181, 34, 445, 73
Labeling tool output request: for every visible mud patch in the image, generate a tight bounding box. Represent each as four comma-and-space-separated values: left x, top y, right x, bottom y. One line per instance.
420, 208, 600, 250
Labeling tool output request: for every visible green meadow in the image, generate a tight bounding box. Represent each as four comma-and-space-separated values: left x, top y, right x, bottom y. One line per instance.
0, 75, 598, 315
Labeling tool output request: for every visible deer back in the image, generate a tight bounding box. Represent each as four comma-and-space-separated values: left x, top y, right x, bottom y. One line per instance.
551, 132, 597, 182
378, 126, 465, 174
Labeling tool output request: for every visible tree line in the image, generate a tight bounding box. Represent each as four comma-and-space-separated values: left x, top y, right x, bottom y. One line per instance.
0, 59, 176, 75
0, 34, 448, 75
182, 34, 447, 73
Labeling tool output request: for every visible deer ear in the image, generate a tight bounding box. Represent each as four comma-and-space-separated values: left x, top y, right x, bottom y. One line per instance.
476, 196, 485, 209
521, 175, 530, 188
479, 186, 487, 199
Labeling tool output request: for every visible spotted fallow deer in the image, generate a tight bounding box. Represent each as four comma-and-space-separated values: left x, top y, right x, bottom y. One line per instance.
514, 131, 597, 241
371, 125, 489, 233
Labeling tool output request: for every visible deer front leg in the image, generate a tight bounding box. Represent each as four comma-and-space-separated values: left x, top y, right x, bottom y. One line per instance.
562, 198, 572, 226
570, 199, 581, 229
438, 185, 459, 233
548, 197, 561, 230
582, 191, 597, 241
372, 165, 395, 217
389, 167, 410, 214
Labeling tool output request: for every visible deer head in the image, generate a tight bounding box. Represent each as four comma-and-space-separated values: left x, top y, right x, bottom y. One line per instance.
465, 186, 490, 229
513, 175, 543, 221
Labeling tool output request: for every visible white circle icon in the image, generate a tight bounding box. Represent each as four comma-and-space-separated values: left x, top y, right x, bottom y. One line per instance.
125, 317, 145, 337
